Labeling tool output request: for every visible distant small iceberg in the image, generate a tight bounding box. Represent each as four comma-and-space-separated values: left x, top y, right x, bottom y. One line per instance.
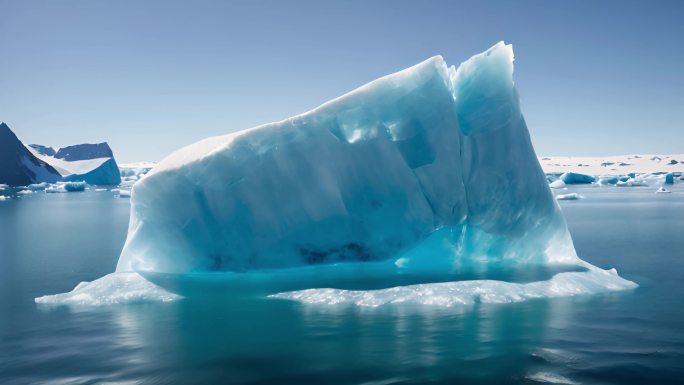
555, 193, 582, 201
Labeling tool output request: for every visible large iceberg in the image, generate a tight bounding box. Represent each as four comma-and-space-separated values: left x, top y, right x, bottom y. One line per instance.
37, 42, 636, 307
28, 142, 121, 185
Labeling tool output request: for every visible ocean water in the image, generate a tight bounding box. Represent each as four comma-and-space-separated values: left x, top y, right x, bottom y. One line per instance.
0, 185, 683, 384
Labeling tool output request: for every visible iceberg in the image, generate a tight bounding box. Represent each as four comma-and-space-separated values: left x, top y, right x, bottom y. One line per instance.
560, 172, 595, 184
598, 175, 619, 185
555, 193, 582, 201
549, 179, 566, 189
27, 182, 49, 191
37, 42, 636, 307
63, 181, 87, 192
28, 142, 122, 185
118, 163, 155, 188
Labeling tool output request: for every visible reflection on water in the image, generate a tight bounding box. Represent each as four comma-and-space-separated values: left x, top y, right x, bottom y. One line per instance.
1, 186, 684, 384
82, 296, 555, 384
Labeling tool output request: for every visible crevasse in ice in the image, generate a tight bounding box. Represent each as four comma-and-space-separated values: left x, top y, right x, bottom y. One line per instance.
36, 42, 636, 306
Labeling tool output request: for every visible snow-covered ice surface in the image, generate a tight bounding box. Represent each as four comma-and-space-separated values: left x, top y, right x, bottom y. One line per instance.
119, 162, 156, 170
539, 154, 684, 175
37, 42, 636, 307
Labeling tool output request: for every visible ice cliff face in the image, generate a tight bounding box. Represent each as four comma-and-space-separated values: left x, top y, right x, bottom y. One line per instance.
0, 122, 61, 186
116, 42, 577, 274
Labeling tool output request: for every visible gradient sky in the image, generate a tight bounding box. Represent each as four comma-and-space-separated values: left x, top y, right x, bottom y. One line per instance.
1, 0, 682, 162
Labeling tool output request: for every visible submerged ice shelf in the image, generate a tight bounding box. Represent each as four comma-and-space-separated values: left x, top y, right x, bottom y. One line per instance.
36, 42, 636, 307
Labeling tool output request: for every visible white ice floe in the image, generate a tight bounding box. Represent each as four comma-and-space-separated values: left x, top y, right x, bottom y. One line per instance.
555, 193, 582, 201
549, 180, 566, 189
540, 154, 684, 175
270, 265, 636, 307
35, 272, 179, 306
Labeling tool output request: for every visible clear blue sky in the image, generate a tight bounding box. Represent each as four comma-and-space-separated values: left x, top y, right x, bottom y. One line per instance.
1, 0, 682, 162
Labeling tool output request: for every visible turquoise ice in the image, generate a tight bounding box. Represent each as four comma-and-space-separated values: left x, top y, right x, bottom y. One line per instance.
37, 43, 636, 306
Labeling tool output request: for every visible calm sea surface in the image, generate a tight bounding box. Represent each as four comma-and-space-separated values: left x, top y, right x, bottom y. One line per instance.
1, 185, 683, 384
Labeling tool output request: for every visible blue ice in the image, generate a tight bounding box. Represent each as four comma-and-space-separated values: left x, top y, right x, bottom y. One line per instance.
36, 42, 636, 306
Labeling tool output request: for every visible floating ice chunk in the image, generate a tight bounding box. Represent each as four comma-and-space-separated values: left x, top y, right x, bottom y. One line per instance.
118, 189, 131, 198
549, 179, 566, 189
95, 188, 108, 192
27, 182, 49, 191
651, 156, 661, 162
628, 177, 649, 186
617, 176, 652, 187
119, 162, 155, 186
63, 181, 87, 192
45, 185, 66, 193
665, 173, 674, 184
0, 195, 8, 201
597, 175, 618, 185
559, 172, 595, 184
555, 193, 582, 200
667, 159, 679, 165
17, 189, 34, 195
656, 187, 671, 194
270, 265, 636, 307
35, 272, 179, 306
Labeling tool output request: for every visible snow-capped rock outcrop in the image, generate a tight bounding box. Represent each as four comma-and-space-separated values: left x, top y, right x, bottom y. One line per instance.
0, 122, 61, 186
